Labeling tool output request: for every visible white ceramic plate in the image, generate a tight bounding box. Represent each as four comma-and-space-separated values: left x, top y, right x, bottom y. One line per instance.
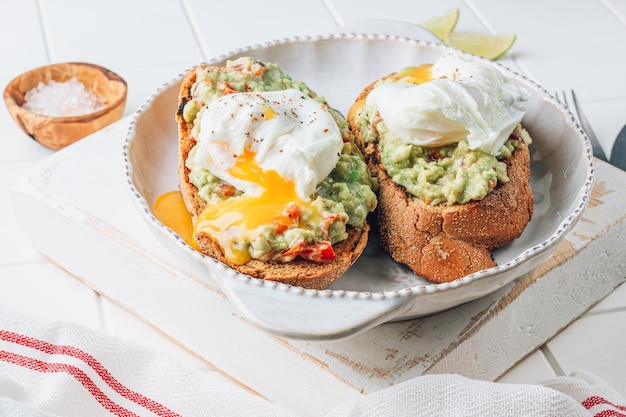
124, 33, 593, 341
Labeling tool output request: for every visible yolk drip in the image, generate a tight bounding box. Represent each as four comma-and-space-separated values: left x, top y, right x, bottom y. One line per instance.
347, 98, 366, 124
392, 63, 434, 84
154, 191, 200, 250
347, 63, 434, 122
194, 149, 321, 265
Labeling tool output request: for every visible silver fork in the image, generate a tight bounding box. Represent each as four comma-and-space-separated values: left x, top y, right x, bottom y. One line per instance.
555, 90, 608, 161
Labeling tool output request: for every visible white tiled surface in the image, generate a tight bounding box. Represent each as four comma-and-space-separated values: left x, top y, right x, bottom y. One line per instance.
1, 0, 626, 406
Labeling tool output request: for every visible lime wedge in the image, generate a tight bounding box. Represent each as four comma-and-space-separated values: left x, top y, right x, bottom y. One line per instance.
420, 8, 459, 41
444, 33, 517, 60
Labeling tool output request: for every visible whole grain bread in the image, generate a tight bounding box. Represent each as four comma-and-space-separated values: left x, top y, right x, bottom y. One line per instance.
176, 65, 370, 290
348, 75, 534, 283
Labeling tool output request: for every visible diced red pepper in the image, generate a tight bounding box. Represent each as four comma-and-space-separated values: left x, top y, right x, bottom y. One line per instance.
279, 240, 335, 263
278, 240, 306, 262
282, 202, 301, 223
319, 243, 336, 261
221, 81, 237, 95
319, 213, 344, 240
272, 221, 289, 235
216, 183, 236, 198
299, 241, 336, 262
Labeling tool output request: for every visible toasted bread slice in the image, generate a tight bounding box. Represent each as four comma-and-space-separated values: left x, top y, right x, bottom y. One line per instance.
348, 75, 533, 283
176, 63, 371, 290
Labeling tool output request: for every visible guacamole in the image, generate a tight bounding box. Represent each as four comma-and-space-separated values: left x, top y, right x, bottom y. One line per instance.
184, 57, 377, 262
355, 100, 531, 206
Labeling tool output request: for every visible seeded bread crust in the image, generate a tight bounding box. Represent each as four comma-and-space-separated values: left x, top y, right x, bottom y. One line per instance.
348, 75, 533, 283
175, 65, 370, 290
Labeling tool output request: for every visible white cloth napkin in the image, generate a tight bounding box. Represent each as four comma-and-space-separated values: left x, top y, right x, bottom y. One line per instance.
1, 307, 624, 417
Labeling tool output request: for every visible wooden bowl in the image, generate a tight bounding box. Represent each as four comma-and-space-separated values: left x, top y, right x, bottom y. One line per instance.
3, 62, 127, 150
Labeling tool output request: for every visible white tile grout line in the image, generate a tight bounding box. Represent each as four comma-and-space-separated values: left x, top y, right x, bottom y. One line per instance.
179, 0, 212, 62
463, 0, 496, 34
0, 257, 52, 271
601, 0, 626, 25
36, 0, 55, 63
585, 305, 626, 316
0, 155, 51, 166
540, 345, 566, 377
94, 291, 110, 334
461, 0, 539, 83
322, 0, 345, 27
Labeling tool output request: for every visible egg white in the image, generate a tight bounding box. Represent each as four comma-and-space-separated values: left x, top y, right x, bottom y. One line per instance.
367, 53, 529, 156
190, 89, 343, 200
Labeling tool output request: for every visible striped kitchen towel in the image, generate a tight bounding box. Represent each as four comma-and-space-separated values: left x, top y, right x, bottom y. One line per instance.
1, 306, 624, 417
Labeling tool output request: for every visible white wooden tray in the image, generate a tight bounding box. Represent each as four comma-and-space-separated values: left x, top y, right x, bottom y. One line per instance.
12, 118, 626, 417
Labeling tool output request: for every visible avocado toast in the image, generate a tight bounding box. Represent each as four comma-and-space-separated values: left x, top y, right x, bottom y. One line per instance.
348, 54, 534, 283
176, 57, 377, 289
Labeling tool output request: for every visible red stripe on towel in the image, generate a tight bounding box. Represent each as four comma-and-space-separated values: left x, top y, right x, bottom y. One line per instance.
0, 349, 140, 417
582, 395, 626, 417
592, 411, 626, 417
583, 396, 626, 412
0, 330, 180, 417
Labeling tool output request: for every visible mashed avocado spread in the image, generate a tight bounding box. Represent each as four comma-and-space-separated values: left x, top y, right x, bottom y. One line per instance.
183, 57, 377, 262
355, 78, 531, 206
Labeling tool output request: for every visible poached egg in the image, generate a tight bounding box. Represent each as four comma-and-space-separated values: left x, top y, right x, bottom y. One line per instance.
364, 53, 529, 156
187, 89, 344, 264
189, 89, 343, 201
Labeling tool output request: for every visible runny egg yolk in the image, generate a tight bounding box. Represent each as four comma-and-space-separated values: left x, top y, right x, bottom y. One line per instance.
194, 148, 322, 265
392, 63, 434, 84
154, 190, 200, 251
347, 64, 434, 123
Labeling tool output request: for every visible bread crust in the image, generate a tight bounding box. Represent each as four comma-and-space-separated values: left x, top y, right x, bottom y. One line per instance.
349, 75, 533, 283
176, 65, 370, 290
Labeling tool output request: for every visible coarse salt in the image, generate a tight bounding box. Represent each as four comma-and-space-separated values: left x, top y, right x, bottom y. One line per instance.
23, 77, 106, 117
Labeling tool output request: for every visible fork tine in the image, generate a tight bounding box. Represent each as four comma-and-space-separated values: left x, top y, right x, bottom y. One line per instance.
554, 91, 569, 110
555, 90, 607, 162
569, 90, 608, 161
554, 91, 564, 106
561, 91, 569, 109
